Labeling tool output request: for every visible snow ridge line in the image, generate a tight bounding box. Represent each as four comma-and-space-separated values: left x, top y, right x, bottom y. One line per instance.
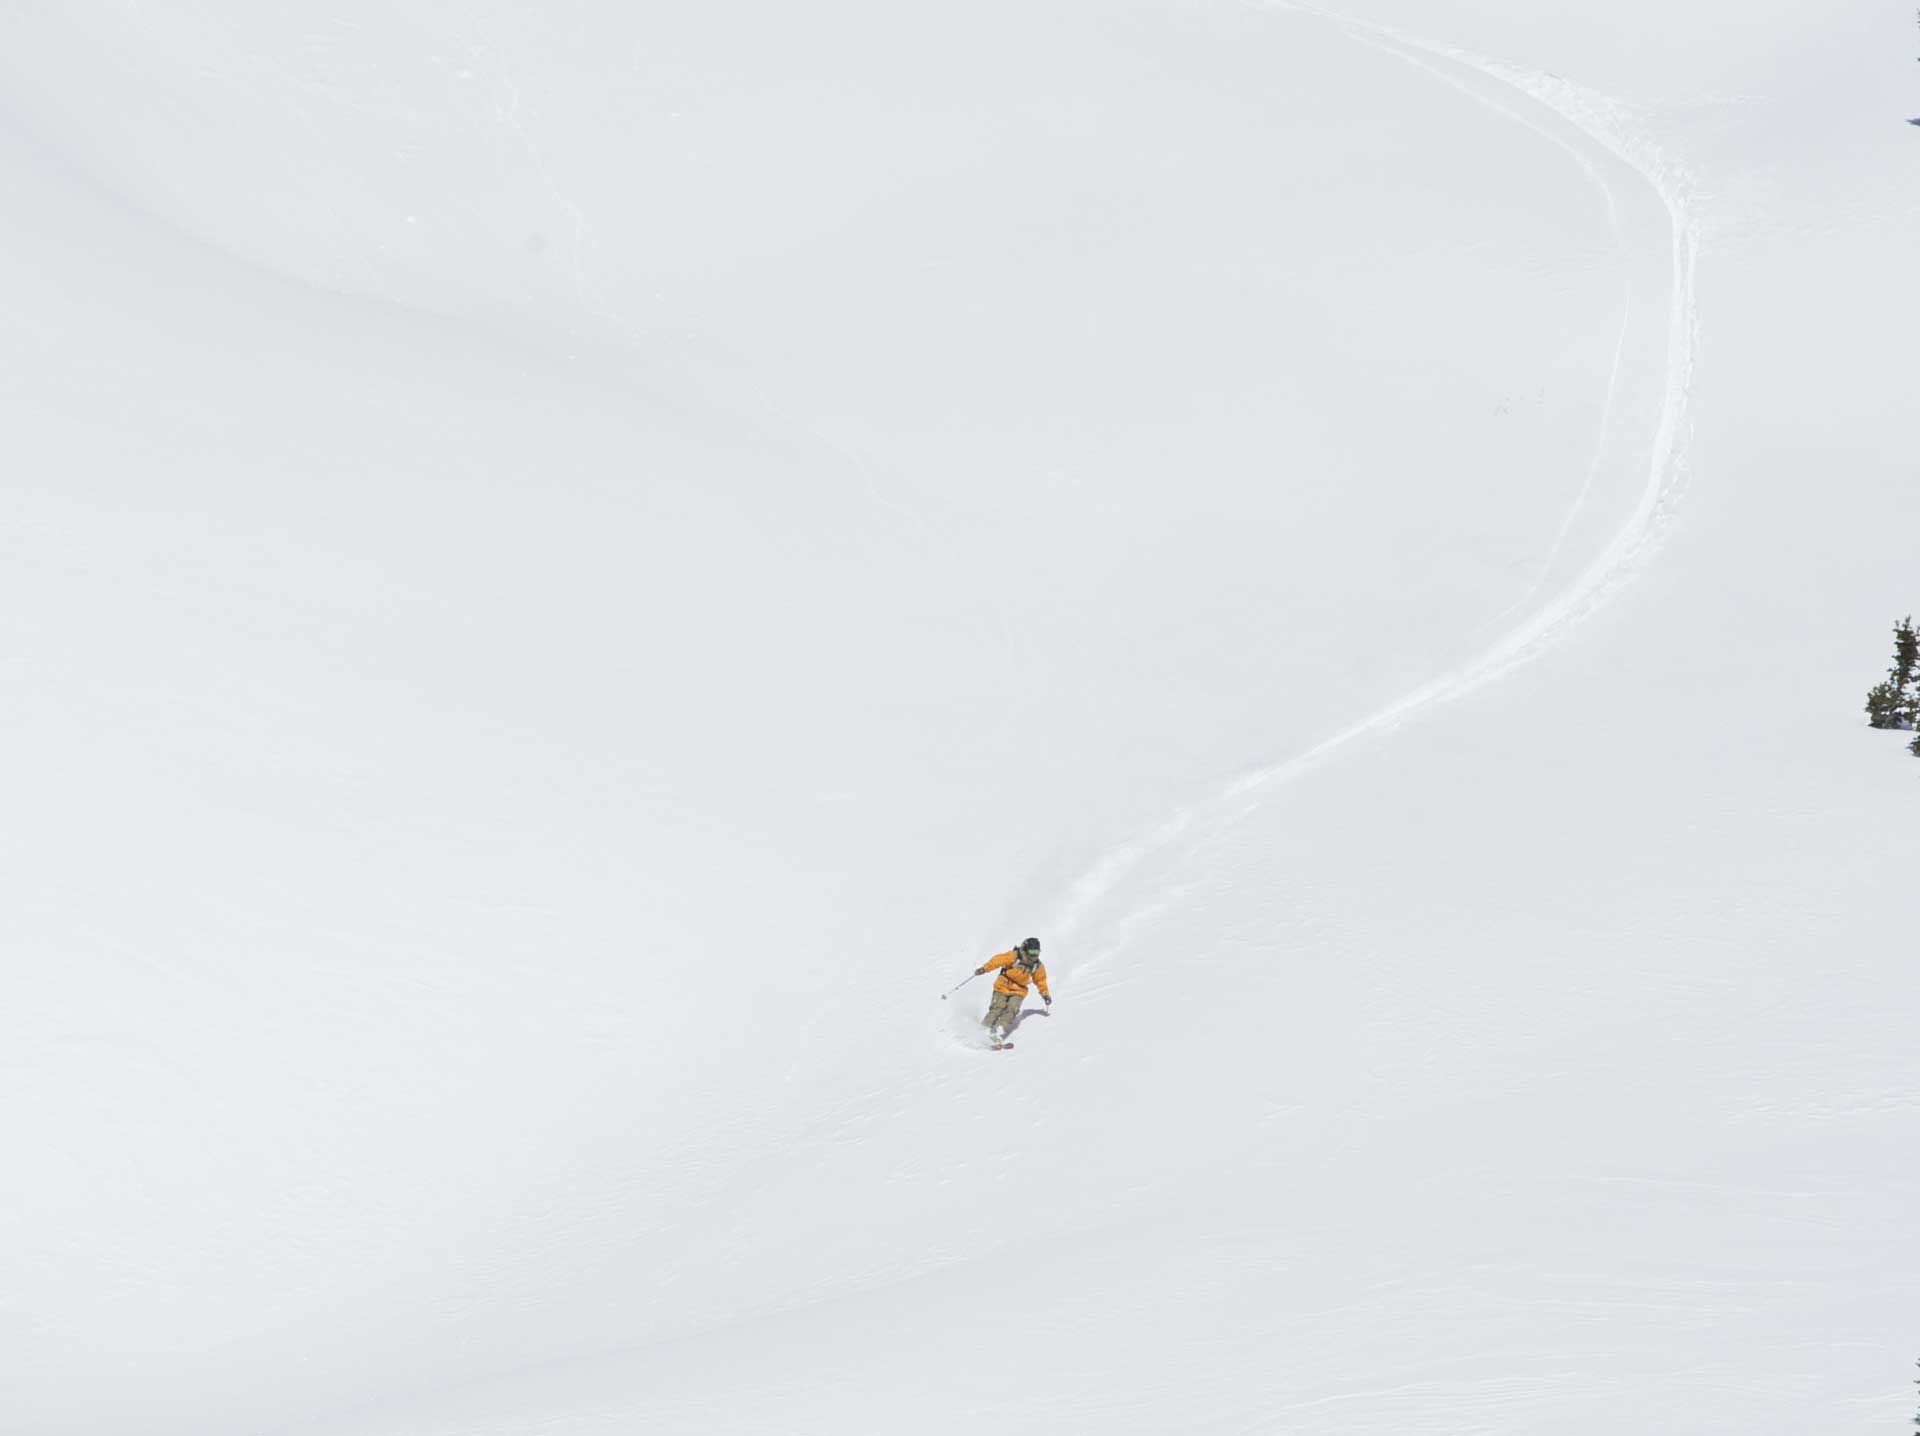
1050, 8, 1700, 951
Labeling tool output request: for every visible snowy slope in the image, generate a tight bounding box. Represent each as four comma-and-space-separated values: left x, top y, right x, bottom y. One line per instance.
3, 3, 1917, 1434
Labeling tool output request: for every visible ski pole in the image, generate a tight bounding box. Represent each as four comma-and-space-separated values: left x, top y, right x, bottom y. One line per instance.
939, 970, 982, 1001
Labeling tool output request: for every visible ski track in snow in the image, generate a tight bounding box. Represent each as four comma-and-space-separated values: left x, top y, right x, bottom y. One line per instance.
1050, 4, 1701, 960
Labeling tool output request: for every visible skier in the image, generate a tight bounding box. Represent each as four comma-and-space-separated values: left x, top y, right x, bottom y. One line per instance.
976, 937, 1050, 1045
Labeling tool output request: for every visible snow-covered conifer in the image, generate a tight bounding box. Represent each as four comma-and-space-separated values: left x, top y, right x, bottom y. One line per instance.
1867, 680, 1904, 729
1892, 616, 1919, 724
1865, 617, 1918, 728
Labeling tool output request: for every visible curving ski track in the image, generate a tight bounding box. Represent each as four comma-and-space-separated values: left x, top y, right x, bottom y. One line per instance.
1050, 5, 1700, 947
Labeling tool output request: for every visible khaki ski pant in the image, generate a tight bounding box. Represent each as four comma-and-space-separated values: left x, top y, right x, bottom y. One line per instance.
983, 989, 1024, 1035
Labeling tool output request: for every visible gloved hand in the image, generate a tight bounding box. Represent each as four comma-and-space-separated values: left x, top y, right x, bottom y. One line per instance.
975, 967, 987, 976
1043, 995, 1053, 1006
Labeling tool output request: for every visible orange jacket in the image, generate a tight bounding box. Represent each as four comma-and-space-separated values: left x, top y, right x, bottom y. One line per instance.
982, 949, 1050, 999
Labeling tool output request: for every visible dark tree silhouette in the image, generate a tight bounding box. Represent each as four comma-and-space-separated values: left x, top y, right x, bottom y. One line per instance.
1864, 616, 1919, 731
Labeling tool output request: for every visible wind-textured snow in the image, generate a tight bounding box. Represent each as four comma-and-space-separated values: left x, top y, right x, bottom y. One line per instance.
3, 3, 1916, 1434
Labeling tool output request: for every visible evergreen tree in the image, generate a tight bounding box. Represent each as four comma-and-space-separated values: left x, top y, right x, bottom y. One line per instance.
1864, 616, 1919, 729
1910, 727, 1920, 759
1867, 679, 1905, 729
1893, 616, 1920, 725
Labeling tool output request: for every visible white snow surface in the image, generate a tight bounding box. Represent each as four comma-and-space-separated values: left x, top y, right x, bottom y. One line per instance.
4, 3, 1917, 1433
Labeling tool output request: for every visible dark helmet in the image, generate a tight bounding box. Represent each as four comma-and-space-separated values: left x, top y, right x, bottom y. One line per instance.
1019, 937, 1041, 958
